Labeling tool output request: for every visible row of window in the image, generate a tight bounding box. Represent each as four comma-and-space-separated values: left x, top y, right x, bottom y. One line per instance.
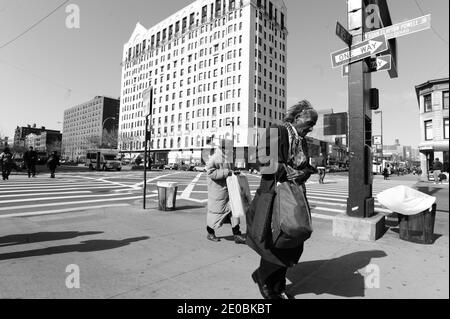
424, 91, 449, 112
424, 118, 449, 141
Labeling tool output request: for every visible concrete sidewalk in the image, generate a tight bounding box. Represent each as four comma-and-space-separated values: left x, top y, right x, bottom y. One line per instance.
0, 199, 448, 299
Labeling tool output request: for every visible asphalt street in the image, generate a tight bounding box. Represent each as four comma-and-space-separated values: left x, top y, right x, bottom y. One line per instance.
2, 168, 446, 231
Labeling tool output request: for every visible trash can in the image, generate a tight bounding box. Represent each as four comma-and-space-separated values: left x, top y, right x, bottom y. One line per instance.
376, 185, 437, 244
157, 182, 178, 211
397, 204, 437, 245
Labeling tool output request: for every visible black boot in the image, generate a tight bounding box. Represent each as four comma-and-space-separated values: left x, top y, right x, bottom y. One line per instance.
232, 226, 246, 244
206, 227, 220, 242
251, 270, 281, 299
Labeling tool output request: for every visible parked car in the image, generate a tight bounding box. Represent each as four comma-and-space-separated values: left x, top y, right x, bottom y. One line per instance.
194, 165, 207, 172
151, 163, 164, 170
179, 164, 195, 171
164, 163, 179, 170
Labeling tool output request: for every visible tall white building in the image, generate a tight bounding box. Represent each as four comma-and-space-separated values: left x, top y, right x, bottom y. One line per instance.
119, 0, 287, 165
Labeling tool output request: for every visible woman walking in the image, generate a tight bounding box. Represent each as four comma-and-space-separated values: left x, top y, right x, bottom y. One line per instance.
205, 139, 246, 244
246, 100, 318, 299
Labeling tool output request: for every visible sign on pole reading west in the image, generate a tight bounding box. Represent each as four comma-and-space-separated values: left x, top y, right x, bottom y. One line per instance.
336, 21, 352, 47
331, 34, 388, 69
365, 14, 431, 41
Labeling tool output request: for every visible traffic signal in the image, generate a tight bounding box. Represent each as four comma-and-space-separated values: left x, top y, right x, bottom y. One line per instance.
370, 88, 379, 110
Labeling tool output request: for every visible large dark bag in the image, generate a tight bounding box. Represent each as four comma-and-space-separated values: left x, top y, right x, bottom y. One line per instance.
271, 181, 313, 249
246, 189, 276, 245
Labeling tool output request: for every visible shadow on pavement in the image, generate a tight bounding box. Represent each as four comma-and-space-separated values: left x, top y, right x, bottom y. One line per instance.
174, 205, 206, 211
389, 228, 442, 243
0, 237, 149, 261
287, 250, 387, 298
0, 231, 103, 248
415, 186, 441, 196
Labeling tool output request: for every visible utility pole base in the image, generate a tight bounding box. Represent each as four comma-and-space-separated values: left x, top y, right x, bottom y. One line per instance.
332, 214, 386, 242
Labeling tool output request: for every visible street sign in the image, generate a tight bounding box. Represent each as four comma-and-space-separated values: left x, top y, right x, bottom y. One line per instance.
336, 21, 353, 46
342, 64, 350, 77
373, 136, 382, 146
342, 55, 391, 76
365, 14, 431, 41
369, 55, 392, 72
143, 88, 152, 116
331, 34, 388, 68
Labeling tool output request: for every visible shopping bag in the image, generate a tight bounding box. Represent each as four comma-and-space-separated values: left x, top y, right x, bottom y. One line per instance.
272, 181, 313, 249
227, 174, 252, 218
246, 189, 276, 244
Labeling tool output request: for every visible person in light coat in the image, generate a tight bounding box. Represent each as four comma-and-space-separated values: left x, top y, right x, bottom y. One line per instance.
206, 139, 246, 244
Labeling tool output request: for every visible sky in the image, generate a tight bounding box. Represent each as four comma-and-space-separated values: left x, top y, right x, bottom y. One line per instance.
0, 0, 448, 147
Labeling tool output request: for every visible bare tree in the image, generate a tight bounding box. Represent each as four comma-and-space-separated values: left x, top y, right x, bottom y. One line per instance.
118, 134, 139, 162
101, 128, 119, 149
47, 140, 62, 155
85, 135, 102, 150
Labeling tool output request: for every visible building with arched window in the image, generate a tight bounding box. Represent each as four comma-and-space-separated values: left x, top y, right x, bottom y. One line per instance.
119, 0, 287, 165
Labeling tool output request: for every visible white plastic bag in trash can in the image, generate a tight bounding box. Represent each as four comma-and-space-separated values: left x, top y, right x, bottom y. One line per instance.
376, 185, 436, 215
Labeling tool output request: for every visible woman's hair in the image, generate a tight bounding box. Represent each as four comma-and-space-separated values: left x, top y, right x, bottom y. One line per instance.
284, 100, 314, 123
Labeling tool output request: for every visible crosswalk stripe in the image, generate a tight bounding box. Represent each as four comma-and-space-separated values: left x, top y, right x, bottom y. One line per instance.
0, 193, 144, 205
0, 191, 92, 198
0, 185, 128, 194
0, 195, 156, 212
181, 173, 203, 200
0, 182, 113, 190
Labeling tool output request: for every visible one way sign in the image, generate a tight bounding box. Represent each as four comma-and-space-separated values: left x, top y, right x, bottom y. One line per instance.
331, 34, 388, 68
369, 55, 392, 72
342, 55, 392, 77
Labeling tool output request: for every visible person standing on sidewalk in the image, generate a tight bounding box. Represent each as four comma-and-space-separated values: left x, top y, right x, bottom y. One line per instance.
432, 158, 444, 184
46, 151, 60, 178
205, 139, 246, 245
316, 153, 327, 184
1, 147, 13, 181
247, 100, 318, 299
24, 146, 38, 178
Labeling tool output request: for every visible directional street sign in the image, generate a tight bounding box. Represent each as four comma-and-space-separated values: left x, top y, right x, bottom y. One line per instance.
331, 34, 388, 69
342, 64, 350, 77
342, 55, 392, 77
365, 14, 431, 41
336, 21, 352, 47
369, 55, 392, 72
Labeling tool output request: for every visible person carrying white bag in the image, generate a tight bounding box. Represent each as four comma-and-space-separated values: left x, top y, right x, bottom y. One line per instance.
205, 139, 246, 244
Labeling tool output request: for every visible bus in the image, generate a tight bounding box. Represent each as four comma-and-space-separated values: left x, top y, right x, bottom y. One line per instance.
86, 149, 122, 171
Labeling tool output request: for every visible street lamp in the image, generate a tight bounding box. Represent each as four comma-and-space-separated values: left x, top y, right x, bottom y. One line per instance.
374, 110, 383, 168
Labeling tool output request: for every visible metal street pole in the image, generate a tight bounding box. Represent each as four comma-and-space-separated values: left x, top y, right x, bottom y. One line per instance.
346, 0, 374, 218
143, 114, 149, 209
143, 88, 153, 210
379, 111, 384, 167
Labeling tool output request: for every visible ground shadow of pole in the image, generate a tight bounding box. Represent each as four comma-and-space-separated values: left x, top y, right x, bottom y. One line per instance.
0, 237, 149, 261
0, 231, 103, 248
286, 250, 387, 298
